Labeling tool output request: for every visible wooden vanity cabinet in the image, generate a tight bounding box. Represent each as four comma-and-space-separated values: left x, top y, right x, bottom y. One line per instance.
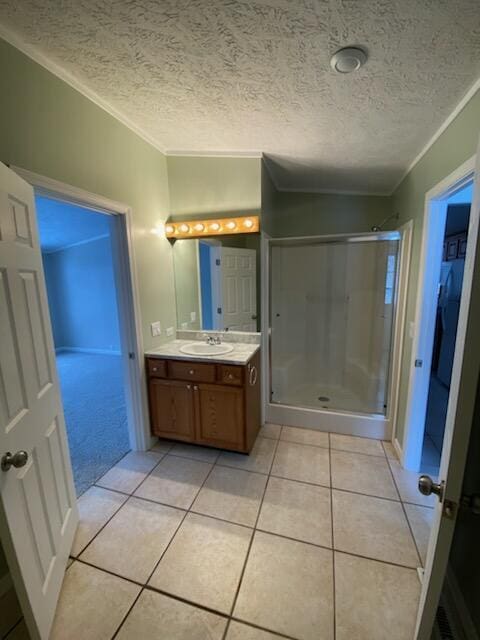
146, 350, 260, 453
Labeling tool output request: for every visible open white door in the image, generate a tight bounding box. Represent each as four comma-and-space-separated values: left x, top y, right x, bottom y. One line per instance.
0, 163, 78, 640
415, 143, 480, 638
221, 247, 257, 331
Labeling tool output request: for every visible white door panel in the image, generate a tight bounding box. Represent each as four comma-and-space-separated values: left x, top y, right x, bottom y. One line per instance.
0, 162, 78, 640
416, 145, 480, 638
221, 247, 256, 332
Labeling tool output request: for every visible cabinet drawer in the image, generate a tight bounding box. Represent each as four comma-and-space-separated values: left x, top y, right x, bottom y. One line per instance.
168, 360, 216, 383
218, 365, 243, 386
146, 358, 167, 378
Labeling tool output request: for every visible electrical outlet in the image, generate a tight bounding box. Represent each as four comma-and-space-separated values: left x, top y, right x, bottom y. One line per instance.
190, 311, 196, 323
150, 321, 161, 337
166, 326, 175, 337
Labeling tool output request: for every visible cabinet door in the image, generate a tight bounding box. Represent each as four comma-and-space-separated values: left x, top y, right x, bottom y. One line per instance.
149, 379, 195, 440
194, 384, 244, 449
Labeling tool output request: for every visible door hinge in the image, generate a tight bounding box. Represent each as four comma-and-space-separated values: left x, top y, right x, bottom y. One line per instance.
217, 307, 222, 314
216, 258, 221, 266
442, 499, 457, 520
128, 352, 135, 360
415, 359, 423, 368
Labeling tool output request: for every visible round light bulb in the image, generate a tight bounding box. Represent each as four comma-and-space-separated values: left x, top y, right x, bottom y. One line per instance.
210, 222, 220, 231
165, 224, 175, 234
194, 223, 205, 232
179, 223, 190, 233
244, 219, 254, 229
226, 221, 236, 230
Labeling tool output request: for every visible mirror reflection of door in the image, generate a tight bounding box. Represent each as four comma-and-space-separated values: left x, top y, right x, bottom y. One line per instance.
198, 242, 257, 331
173, 237, 258, 333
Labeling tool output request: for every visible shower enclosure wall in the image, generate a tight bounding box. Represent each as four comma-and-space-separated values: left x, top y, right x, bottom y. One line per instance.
266, 233, 403, 439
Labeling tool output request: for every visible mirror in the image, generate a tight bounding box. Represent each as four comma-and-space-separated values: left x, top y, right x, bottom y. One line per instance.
173, 235, 260, 332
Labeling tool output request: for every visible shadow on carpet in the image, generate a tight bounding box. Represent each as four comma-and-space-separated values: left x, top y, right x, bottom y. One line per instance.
56, 351, 130, 496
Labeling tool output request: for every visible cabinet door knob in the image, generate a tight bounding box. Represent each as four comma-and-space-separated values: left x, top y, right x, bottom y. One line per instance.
194, 385, 199, 391
189, 369, 195, 375
187, 384, 192, 390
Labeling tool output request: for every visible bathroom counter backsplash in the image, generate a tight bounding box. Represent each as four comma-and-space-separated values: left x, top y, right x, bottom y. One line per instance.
145, 333, 260, 366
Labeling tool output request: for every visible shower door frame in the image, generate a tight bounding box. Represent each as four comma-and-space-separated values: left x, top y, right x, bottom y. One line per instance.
262, 230, 410, 440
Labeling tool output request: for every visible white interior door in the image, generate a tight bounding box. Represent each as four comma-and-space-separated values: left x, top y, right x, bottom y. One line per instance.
0, 163, 78, 640
415, 143, 480, 638
221, 247, 257, 331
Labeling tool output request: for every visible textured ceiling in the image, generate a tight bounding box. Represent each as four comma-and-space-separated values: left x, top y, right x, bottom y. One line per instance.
1, 0, 480, 193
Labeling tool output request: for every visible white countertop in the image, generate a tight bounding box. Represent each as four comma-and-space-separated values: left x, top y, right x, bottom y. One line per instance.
145, 339, 260, 365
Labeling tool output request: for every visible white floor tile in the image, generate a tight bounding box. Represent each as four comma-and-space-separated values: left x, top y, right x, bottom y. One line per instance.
149, 512, 252, 614
96, 451, 162, 494
80, 497, 184, 583
331, 450, 398, 500
271, 440, 330, 486
234, 531, 334, 640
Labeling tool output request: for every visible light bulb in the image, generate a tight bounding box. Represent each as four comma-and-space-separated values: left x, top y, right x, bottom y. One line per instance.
226, 221, 236, 230
244, 219, 253, 229
210, 222, 220, 231
165, 224, 175, 234
194, 223, 205, 232
179, 223, 190, 233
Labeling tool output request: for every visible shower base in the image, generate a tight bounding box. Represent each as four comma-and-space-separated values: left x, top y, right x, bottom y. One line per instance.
275, 382, 383, 415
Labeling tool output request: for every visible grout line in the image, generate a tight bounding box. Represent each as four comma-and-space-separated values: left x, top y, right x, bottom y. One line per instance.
384, 456, 424, 568
229, 616, 299, 639
328, 432, 336, 640
75, 451, 170, 558
110, 587, 145, 640
109, 456, 219, 639
222, 436, 282, 640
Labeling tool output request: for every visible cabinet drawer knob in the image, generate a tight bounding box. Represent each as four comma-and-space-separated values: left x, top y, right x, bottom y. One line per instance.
152, 367, 158, 372
228, 373, 234, 380
187, 384, 192, 390
189, 369, 195, 375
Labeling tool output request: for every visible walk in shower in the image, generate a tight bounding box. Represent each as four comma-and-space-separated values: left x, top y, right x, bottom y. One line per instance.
266, 232, 403, 437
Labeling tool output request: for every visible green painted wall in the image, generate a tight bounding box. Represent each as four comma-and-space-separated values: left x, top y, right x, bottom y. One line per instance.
261, 161, 392, 237
393, 88, 480, 447
167, 156, 261, 219
0, 38, 174, 350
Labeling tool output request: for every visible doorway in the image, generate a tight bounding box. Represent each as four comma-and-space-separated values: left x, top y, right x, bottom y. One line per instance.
36, 195, 130, 495
403, 164, 475, 474
420, 183, 473, 476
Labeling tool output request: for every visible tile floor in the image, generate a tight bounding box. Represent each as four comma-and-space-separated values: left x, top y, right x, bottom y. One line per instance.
40, 425, 435, 640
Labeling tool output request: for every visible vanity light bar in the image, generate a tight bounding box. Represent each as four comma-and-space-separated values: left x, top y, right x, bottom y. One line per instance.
165, 215, 260, 239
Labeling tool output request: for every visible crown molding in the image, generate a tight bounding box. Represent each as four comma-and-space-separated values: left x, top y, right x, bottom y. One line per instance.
274, 185, 391, 197
166, 149, 263, 158
390, 74, 480, 194
0, 26, 167, 156
43, 233, 110, 254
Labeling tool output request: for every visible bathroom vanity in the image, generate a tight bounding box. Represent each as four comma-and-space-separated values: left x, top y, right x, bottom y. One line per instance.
145, 338, 261, 453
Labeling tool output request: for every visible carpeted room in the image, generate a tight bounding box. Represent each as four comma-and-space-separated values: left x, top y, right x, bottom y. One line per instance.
37, 196, 129, 495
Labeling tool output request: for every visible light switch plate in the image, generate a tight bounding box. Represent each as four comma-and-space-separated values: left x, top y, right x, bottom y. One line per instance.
190, 311, 196, 323
166, 326, 175, 337
150, 321, 161, 337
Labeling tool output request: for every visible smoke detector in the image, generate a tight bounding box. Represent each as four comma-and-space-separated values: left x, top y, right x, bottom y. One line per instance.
330, 47, 368, 74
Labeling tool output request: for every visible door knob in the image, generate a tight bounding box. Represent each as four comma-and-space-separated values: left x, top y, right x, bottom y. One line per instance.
1, 451, 29, 472
418, 475, 444, 500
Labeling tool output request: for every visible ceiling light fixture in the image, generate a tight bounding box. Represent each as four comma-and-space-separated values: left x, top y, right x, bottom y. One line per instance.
330, 46, 368, 74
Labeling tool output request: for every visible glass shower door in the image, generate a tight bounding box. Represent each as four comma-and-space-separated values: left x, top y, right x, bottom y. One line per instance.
270, 236, 399, 415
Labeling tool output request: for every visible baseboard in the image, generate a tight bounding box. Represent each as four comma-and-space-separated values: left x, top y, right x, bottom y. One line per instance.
442, 565, 479, 640
55, 347, 121, 356
393, 437, 403, 462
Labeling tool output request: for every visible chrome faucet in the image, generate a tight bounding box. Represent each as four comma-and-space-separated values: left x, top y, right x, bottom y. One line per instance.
206, 334, 222, 345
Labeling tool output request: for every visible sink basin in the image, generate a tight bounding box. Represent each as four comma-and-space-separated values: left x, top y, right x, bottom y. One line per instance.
179, 342, 235, 356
